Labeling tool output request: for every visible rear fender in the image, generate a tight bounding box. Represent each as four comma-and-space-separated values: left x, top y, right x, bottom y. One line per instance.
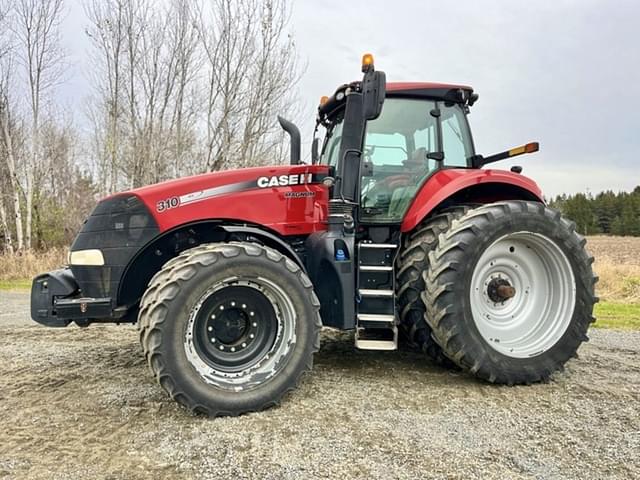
401, 169, 543, 232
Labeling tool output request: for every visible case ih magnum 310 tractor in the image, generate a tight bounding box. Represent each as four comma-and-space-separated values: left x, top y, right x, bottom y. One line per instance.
31, 55, 597, 416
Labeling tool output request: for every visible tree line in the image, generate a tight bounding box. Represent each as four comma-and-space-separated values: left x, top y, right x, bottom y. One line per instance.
549, 186, 640, 237
0, 0, 300, 253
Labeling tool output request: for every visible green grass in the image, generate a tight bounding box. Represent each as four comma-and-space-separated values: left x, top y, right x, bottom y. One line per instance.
0, 279, 31, 290
593, 302, 640, 330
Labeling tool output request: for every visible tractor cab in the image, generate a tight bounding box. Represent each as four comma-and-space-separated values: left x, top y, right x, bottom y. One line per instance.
319, 85, 476, 223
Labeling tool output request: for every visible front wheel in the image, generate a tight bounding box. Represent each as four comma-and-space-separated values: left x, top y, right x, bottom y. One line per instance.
423, 201, 598, 384
138, 242, 321, 416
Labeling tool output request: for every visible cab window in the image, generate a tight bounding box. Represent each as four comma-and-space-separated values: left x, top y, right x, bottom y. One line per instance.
360, 98, 473, 222
441, 103, 474, 167
320, 118, 344, 167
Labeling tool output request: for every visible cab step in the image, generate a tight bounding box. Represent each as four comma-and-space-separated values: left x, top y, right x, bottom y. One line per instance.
355, 326, 398, 351
358, 289, 394, 297
355, 240, 399, 350
356, 313, 395, 323
359, 265, 393, 272
358, 242, 398, 249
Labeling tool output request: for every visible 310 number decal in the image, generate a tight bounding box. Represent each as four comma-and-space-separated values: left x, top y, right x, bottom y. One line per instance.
156, 196, 180, 212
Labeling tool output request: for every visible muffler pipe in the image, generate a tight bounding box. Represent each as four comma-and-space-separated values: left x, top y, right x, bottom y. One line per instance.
278, 116, 301, 165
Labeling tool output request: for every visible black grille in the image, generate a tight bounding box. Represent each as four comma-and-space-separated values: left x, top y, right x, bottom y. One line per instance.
70, 195, 159, 299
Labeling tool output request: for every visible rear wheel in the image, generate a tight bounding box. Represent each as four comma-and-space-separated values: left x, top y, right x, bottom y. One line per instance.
138, 242, 321, 416
423, 201, 597, 384
396, 206, 471, 364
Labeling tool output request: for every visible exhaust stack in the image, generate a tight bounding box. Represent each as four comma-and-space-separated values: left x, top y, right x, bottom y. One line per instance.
278, 116, 301, 165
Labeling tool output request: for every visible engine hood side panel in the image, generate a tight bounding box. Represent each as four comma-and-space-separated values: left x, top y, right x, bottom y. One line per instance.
123, 165, 330, 235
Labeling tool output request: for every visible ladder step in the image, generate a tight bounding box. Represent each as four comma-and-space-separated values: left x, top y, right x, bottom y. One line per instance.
355, 326, 398, 351
357, 313, 395, 323
355, 339, 397, 351
359, 243, 398, 249
359, 289, 394, 297
359, 265, 393, 272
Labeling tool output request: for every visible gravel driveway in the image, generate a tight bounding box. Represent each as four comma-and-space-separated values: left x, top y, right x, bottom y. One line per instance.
0, 290, 638, 480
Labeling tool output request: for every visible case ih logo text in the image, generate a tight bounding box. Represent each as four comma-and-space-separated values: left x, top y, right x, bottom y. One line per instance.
257, 173, 313, 188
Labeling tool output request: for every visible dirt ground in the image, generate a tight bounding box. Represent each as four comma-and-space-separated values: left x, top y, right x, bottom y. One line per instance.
586, 235, 640, 267
1, 290, 639, 480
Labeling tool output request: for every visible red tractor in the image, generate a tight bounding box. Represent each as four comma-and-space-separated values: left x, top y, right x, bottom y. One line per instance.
31, 55, 597, 416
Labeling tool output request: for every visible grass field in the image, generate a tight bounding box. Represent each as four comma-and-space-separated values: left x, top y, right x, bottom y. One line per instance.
594, 302, 640, 329
1, 236, 639, 329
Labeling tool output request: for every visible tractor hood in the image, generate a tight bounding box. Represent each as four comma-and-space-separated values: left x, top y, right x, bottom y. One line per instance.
116, 164, 331, 235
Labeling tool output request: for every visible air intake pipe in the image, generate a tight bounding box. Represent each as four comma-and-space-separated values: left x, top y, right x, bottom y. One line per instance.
278, 116, 301, 165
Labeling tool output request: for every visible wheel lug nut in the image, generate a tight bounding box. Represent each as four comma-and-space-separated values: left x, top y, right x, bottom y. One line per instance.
230, 347, 236, 352
231, 301, 236, 306
208, 326, 213, 332
210, 338, 216, 343
249, 334, 255, 339
242, 304, 247, 308
250, 312, 255, 317
220, 306, 224, 310
241, 342, 247, 348
211, 314, 216, 319
252, 322, 257, 327
219, 345, 224, 350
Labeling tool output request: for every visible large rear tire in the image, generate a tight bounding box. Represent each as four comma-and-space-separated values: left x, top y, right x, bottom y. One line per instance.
396, 206, 471, 365
423, 201, 598, 384
138, 242, 321, 416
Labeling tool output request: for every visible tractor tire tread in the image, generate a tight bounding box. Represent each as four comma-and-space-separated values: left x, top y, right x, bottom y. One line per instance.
422, 200, 598, 384
138, 241, 321, 416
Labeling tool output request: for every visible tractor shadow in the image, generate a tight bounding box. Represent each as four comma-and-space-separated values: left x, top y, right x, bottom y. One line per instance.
314, 328, 479, 387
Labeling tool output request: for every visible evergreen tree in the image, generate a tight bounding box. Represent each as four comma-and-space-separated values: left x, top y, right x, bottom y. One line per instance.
551, 186, 640, 236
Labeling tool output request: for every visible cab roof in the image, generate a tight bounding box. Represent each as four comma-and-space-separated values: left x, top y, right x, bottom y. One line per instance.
386, 82, 474, 100
318, 80, 477, 123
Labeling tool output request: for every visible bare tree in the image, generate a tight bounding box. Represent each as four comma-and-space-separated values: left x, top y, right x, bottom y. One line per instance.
85, 0, 302, 192
85, 0, 200, 190
0, 1, 22, 252
13, 0, 66, 249
84, 0, 126, 195
197, 0, 302, 172
0, 64, 23, 253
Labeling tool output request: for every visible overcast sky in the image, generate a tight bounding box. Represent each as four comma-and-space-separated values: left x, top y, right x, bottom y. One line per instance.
59, 0, 639, 197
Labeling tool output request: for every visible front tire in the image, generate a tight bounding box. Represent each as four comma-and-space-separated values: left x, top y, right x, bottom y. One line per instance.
423, 201, 598, 384
138, 242, 321, 416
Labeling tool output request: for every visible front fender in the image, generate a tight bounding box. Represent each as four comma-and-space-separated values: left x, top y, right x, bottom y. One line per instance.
401, 168, 543, 232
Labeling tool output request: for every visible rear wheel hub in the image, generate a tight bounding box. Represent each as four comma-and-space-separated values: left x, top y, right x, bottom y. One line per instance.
470, 231, 576, 358
486, 277, 516, 303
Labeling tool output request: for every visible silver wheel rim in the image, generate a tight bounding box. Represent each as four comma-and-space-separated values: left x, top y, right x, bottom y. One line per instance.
469, 231, 576, 358
184, 276, 297, 390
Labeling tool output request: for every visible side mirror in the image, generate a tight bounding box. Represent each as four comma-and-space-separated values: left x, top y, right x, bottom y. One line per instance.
362, 70, 386, 120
